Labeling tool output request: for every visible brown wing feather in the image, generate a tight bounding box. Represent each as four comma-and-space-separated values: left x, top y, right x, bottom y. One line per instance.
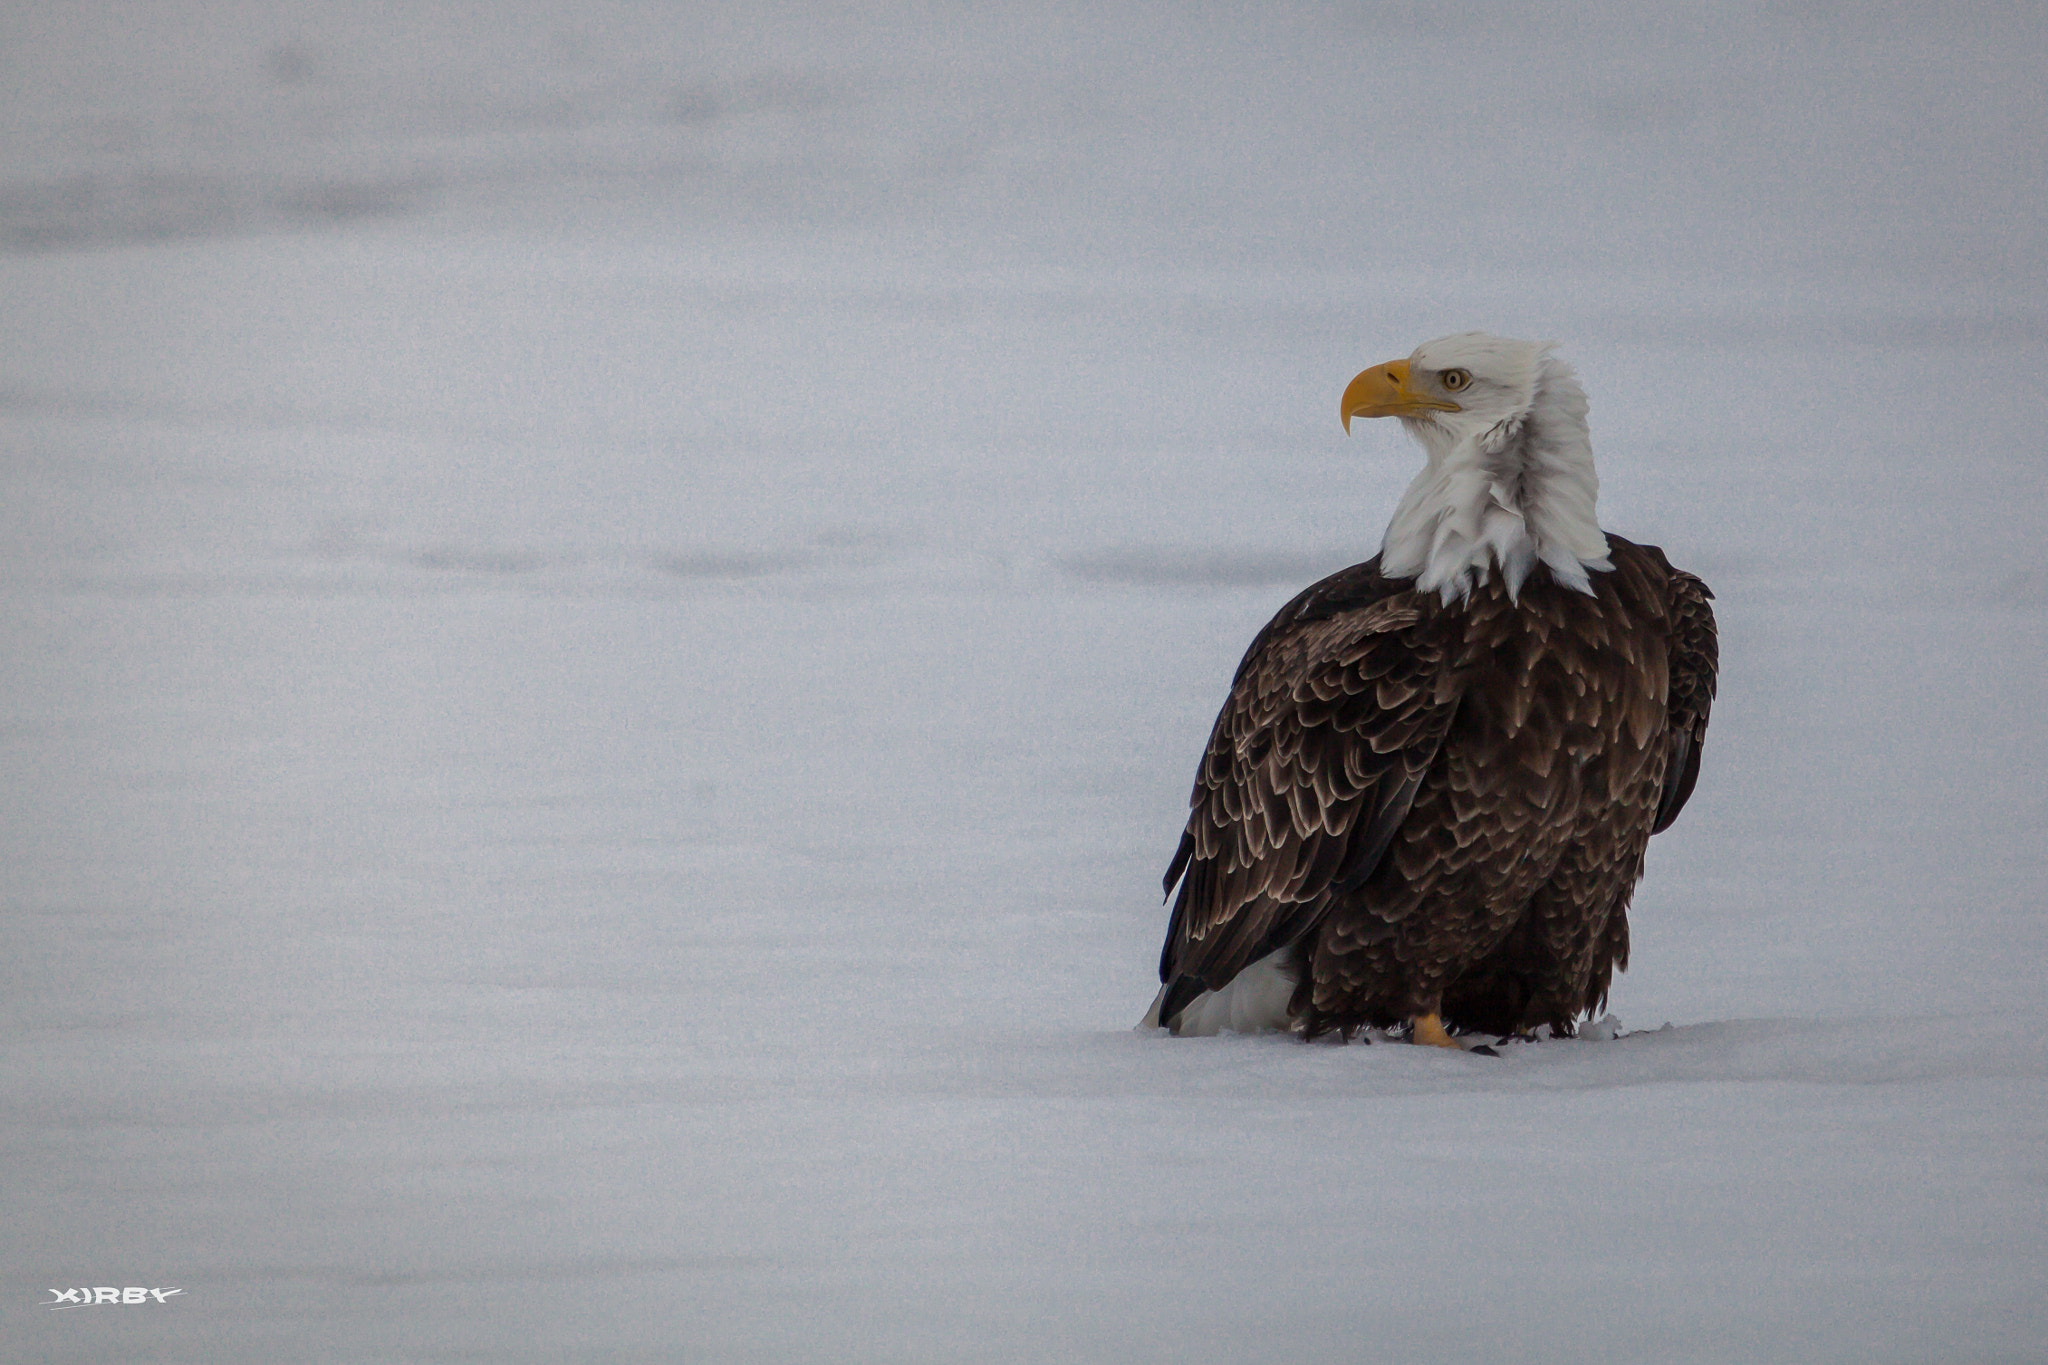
1653, 566, 1718, 832
1158, 559, 1462, 1000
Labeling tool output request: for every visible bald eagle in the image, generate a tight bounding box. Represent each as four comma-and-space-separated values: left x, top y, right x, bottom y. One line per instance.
1144, 333, 1717, 1046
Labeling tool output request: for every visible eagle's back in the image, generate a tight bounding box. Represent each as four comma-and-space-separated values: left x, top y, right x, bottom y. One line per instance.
1157, 535, 1717, 1038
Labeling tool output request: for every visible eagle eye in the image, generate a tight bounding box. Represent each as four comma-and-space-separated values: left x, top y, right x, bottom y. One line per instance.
1440, 368, 1472, 392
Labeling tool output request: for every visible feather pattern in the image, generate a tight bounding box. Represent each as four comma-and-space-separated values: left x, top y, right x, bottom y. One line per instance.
1155, 539, 1716, 1037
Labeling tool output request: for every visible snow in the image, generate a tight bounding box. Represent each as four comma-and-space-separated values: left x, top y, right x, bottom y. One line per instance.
4, 2, 2046, 1360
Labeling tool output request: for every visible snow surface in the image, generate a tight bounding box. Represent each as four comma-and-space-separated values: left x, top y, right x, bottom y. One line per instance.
4, 2, 2046, 1360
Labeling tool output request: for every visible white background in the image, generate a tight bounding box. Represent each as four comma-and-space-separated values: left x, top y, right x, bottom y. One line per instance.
4, 2, 2045, 1360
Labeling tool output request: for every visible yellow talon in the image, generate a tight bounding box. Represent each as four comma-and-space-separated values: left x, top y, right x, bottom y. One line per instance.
1409, 1012, 1464, 1050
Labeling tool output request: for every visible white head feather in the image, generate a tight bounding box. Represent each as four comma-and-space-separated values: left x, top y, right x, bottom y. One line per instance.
1374, 332, 1612, 603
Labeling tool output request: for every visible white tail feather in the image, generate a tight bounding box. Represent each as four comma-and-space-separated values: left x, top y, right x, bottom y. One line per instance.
1138, 949, 1297, 1036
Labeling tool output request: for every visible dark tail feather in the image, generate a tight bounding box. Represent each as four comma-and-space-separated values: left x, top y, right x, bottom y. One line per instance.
1153, 974, 1209, 1032
1162, 830, 1195, 899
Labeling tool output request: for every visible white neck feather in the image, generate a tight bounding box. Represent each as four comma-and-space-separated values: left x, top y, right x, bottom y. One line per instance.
1379, 353, 1612, 603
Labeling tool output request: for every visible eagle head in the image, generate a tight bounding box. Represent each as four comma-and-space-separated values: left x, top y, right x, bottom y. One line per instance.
1340, 331, 1551, 439
1340, 332, 1610, 602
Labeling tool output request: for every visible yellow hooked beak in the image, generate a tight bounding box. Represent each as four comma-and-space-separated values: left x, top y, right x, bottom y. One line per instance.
1340, 359, 1461, 432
